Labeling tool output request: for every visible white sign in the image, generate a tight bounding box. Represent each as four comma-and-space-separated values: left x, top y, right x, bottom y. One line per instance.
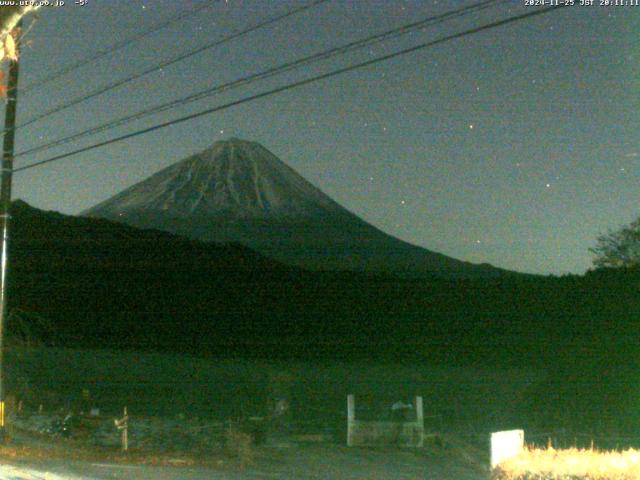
491, 429, 524, 469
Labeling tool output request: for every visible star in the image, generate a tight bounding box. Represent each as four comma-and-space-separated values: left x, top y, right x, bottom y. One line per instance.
469, 124, 474, 130
219, 129, 224, 134
400, 200, 406, 205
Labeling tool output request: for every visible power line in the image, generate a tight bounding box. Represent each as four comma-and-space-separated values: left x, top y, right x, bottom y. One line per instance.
21, 1, 216, 93
14, 5, 565, 174
15, 0, 331, 130
16, 0, 506, 159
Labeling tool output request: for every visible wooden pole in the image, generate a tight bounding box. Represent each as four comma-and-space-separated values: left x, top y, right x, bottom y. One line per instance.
0, 23, 21, 441
115, 406, 129, 452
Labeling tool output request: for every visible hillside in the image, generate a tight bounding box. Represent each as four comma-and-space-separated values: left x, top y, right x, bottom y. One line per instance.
83, 138, 511, 279
6, 200, 640, 432
7, 200, 638, 360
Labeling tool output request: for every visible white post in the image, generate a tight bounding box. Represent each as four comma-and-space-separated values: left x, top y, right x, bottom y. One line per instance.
347, 394, 355, 447
491, 429, 524, 469
415, 396, 424, 447
122, 406, 128, 452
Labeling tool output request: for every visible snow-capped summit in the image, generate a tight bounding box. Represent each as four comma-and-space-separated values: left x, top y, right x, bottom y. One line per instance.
84, 138, 506, 278
86, 138, 344, 219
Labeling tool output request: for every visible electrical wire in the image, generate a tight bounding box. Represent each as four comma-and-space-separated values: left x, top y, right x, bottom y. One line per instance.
21, 0, 216, 93
15, 0, 331, 130
14, 5, 565, 174
16, 0, 506, 159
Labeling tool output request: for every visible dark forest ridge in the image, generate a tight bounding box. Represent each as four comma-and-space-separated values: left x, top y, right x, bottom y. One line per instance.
83, 138, 516, 279
8, 199, 636, 361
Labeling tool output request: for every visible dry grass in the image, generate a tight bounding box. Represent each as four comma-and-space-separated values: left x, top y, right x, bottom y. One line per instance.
0, 431, 207, 468
493, 446, 640, 479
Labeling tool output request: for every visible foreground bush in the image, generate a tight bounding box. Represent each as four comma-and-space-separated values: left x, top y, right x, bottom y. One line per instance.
493, 447, 640, 480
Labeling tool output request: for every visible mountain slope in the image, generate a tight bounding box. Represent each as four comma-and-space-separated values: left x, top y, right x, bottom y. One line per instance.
84, 138, 509, 278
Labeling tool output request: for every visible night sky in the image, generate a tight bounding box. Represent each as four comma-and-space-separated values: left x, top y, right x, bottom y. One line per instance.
7, 0, 638, 275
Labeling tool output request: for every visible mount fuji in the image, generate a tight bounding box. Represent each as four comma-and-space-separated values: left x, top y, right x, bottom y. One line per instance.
83, 138, 507, 278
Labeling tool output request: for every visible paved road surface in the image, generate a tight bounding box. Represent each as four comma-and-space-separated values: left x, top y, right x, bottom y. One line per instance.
0, 461, 239, 479
0, 443, 488, 479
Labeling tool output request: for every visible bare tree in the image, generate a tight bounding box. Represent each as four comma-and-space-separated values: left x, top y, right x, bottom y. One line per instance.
0, 6, 38, 38
590, 217, 640, 269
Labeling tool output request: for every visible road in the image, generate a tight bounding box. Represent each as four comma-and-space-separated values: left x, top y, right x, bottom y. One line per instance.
0, 443, 489, 479
0, 461, 242, 480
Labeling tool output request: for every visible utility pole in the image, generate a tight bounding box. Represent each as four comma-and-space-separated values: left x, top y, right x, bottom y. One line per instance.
0, 23, 21, 439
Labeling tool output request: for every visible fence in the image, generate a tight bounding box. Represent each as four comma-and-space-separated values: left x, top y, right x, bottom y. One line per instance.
346, 394, 425, 447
